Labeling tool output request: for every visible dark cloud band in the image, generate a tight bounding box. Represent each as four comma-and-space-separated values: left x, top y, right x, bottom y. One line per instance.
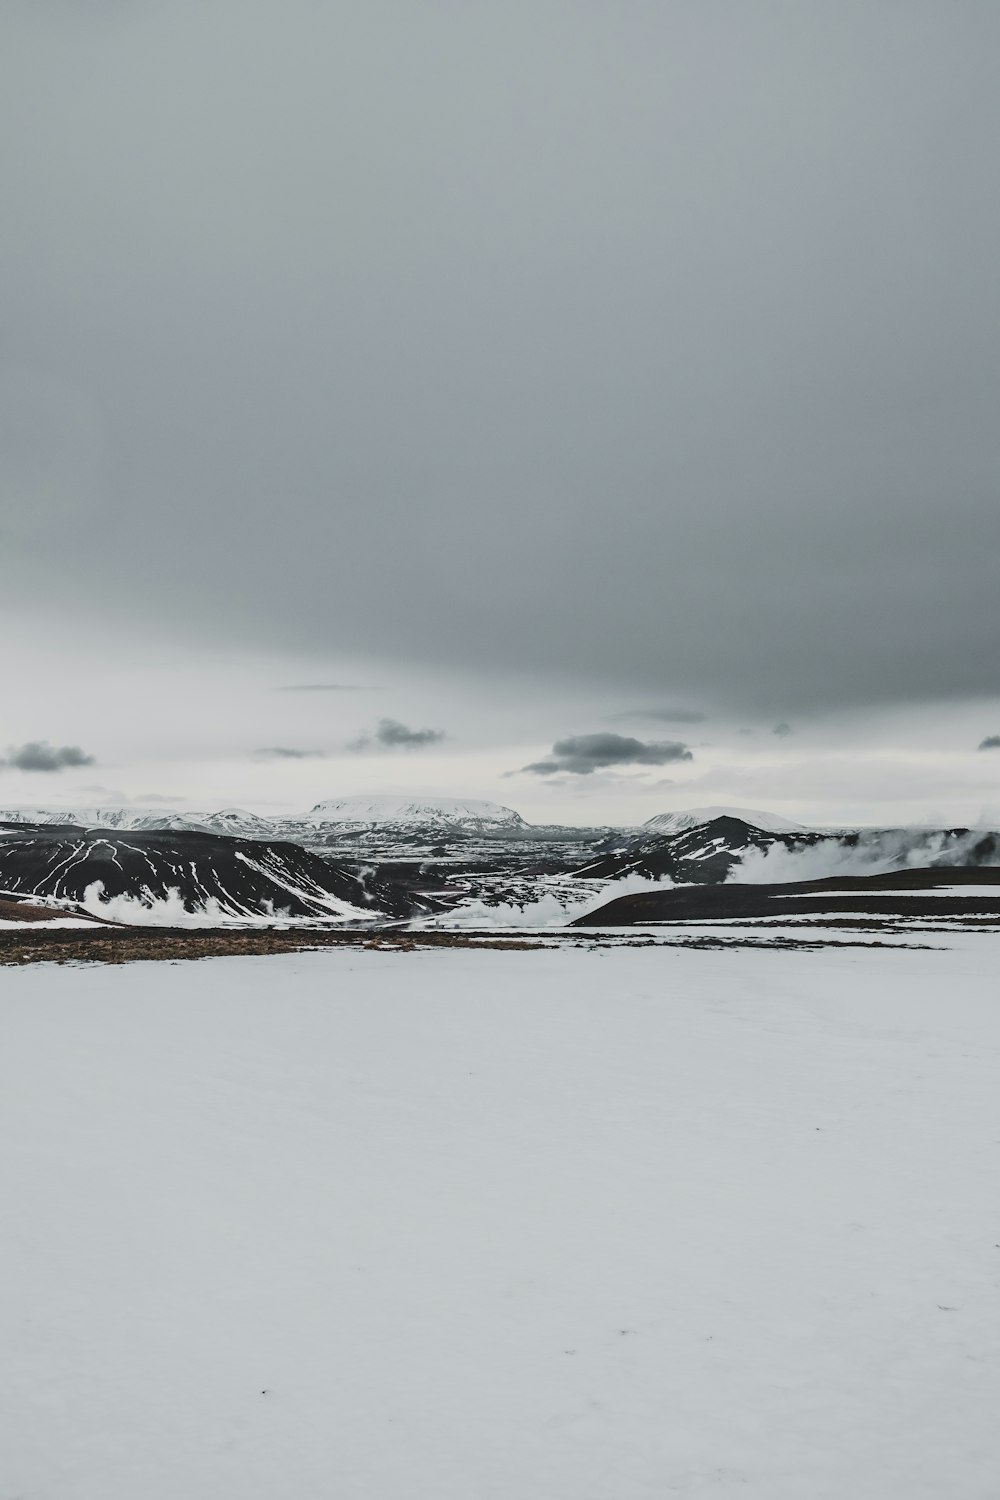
518, 733, 693, 776
253, 747, 326, 759
2, 741, 95, 772
350, 719, 446, 752
2, 4, 998, 715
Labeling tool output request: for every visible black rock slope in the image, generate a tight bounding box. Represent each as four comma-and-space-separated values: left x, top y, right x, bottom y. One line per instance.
0, 823, 414, 919
572, 815, 821, 883
573, 866, 1000, 926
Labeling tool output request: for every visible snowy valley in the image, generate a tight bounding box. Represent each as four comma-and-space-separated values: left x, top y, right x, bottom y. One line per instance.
3, 798, 1000, 940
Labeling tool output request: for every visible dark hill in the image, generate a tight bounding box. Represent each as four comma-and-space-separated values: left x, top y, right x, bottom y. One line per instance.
0, 822, 415, 919
572, 866, 1000, 926
571, 815, 822, 884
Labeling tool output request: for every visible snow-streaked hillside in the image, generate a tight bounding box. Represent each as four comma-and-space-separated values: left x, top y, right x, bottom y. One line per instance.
642, 805, 807, 835
3, 940, 999, 1498
297, 796, 526, 830
0, 824, 409, 920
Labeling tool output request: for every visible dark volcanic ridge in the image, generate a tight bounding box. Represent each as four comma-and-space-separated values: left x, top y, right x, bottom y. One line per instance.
0, 823, 426, 921
573, 866, 1000, 926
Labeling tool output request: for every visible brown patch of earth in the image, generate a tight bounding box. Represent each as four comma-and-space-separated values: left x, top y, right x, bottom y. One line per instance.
0, 926, 550, 966
0, 924, 941, 966
0, 897, 97, 924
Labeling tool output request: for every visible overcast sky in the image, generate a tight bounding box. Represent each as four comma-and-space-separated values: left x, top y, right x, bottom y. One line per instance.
2, 1, 999, 825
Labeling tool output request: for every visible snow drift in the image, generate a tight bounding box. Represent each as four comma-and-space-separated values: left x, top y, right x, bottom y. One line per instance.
734, 825, 1000, 883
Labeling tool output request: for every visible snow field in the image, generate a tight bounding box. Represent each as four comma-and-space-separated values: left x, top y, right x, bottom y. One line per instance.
2, 941, 1000, 1498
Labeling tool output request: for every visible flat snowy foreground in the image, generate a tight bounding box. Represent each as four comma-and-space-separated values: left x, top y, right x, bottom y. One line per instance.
3, 943, 999, 1499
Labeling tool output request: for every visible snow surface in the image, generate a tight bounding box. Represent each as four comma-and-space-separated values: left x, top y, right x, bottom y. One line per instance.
643, 806, 807, 835
3, 940, 1000, 1498
416, 871, 674, 928
770, 886, 1000, 899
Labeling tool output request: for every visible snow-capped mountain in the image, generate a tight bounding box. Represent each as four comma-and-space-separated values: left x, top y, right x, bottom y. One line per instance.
199, 808, 279, 839
294, 797, 527, 832
0, 807, 282, 839
0, 796, 528, 839
0, 807, 212, 833
641, 806, 807, 836
572, 814, 816, 884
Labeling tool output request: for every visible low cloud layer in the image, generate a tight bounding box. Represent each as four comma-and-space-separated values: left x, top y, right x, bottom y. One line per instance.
350, 718, 446, 752
617, 708, 707, 725
518, 733, 693, 777
2, 741, 95, 772
275, 684, 368, 693
253, 746, 325, 760
980, 735, 1000, 751
735, 826, 1000, 884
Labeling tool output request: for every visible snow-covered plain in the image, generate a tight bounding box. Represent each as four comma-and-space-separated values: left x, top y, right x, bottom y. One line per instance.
3, 940, 1000, 1499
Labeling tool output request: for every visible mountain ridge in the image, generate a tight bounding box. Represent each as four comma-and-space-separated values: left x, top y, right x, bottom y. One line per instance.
641, 805, 807, 835
0, 799, 810, 838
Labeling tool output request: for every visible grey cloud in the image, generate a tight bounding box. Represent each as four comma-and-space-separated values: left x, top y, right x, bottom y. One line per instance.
2, 3, 1000, 715
2, 741, 95, 772
979, 735, 1000, 751
253, 746, 326, 759
772, 722, 793, 737
518, 733, 693, 776
350, 718, 445, 752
